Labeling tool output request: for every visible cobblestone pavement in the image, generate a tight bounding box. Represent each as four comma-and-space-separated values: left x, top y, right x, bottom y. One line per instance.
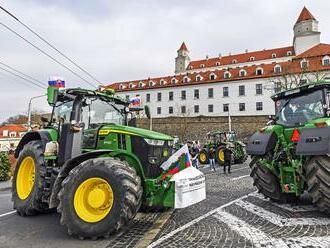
1, 162, 330, 248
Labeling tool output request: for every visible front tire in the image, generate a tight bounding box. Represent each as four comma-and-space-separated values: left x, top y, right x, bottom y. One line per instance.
216, 147, 225, 165
58, 157, 142, 239
306, 155, 330, 214
12, 140, 49, 216
198, 149, 209, 164
250, 157, 298, 203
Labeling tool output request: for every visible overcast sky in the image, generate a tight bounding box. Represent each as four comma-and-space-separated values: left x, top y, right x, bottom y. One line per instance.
0, 0, 330, 123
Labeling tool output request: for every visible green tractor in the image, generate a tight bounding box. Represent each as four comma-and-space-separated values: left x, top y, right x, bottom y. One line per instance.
247, 81, 330, 213
198, 131, 247, 165
12, 86, 203, 239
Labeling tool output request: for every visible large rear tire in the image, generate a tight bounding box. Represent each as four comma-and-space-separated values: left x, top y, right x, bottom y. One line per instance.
58, 157, 142, 239
12, 140, 49, 216
198, 149, 209, 164
216, 147, 225, 165
306, 155, 330, 214
250, 157, 298, 203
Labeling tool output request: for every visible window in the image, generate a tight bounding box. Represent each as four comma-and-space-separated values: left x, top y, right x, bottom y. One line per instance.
119, 84, 124, 89
169, 91, 173, 101
224, 71, 231, 79
157, 92, 162, 101
10, 132, 16, 137
200, 64, 205, 68
129, 83, 133, 88
223, 104, 229, 112
274, 82, 281, 93
256, 84, 263, 95
256, 102, 263, 111
160, 79, 165, 85
171, 78, 177, 84
208, 104, 214, 113
148, 81, 154, 87
181, 90, 186, 100
300, 59, 308, 69
189, 65, 193, 69
196, 75, 202, 81
181, 106, 186, 114
169, 106, 173, 114
274, 64, 282, 73
287, 51, 292, 56
250, 56, 255, 61
209, 73, 216, 80
194, 105, 199, 113
256, 67, 263, 75
194, 89, 199, 99
239, 85, 245, 96
272, 53, 277, 58
183, 76, 190, 83
146, 93, 150, 102
223, 87, 229, 97
157, 107, 161, 115
239, 103, 245, 111
232, 59, 237, 64
216, 62, 220, 66
208, 88, 214, 98
239, 69, 247, 77
322, 56, 330, 66
139, 82, 144, 88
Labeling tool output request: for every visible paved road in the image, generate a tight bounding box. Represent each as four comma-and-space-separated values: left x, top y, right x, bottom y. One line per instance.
1, 162, 329, 248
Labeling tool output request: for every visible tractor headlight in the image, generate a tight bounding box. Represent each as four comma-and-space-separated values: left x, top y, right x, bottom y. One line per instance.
144, 138, 165, 146
148, 156, 159, 164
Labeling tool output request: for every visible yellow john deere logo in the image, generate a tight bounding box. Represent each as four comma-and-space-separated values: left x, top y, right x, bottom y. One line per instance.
163, 149, 169, 157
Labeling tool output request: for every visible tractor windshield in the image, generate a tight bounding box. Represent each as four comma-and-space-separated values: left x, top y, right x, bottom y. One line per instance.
275, 89, 325, 126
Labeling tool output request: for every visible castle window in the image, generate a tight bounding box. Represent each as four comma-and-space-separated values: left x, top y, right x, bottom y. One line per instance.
169, 106, 173, 114
139, 82, 144, 88
146, 93, 150, 102
171, 78, 177, 84
256, 67, 263, 76
181, 106, 186, 114
157, 92, 162, 101
216, 62, 220, 66
287, 51, 292, 56
239, 69, 247, 77
256, 84, 263, 95
232, 59, 237, 64
129, 83, 133, 88
224, 71, 231, 79
119, 84, 124, 89
256, 102, 263, 111
189, 65, 193, 69
274, 64, 282, 73
239, 103, 246, 111
272, 53, 277, 58
209, 73, 216, 80
200, 64, 205, 68
149, 81, 154, 87
196, 75, 202, 82
160, 79, 164, 85
300, 59, 309, 69
249, 56, 255, 61
322, 56, 330, 66
183, 76, 190, 83
157, 107, 161, 115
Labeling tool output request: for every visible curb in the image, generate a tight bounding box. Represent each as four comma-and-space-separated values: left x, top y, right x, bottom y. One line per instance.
0, 180, 12, 192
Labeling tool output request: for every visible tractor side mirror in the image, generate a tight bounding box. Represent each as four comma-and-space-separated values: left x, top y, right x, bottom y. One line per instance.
47, 87, 59, 106
144, 105, 151, 119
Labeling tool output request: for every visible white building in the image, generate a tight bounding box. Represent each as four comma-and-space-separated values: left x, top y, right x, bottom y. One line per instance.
0, 124, 27, 152
107, 7, 330, 118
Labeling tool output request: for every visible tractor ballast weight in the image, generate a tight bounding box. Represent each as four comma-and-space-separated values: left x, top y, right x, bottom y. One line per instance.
12, 86, 205, 239
247, 81, 330, 213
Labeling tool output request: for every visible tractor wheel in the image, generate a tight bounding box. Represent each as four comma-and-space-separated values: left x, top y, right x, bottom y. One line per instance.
58, 157, 142, 239
306, 155, 330, 214
12, 140, 49, 216
216, 147, 225, 166
250, 157, 298, 203
198, 150, 209, 164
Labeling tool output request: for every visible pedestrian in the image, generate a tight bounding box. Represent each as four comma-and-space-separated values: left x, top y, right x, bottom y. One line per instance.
209, 147, 216, 172
223, 148, 232, 174
191, 149, 199, 169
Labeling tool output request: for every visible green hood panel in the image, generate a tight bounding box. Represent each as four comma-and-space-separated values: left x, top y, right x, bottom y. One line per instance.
100, 124, 173, 140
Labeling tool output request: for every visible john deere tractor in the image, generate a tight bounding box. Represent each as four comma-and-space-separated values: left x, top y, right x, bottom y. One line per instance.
12, 86, 201, 239
247, 81, 330, 213
198, 131, 247, 165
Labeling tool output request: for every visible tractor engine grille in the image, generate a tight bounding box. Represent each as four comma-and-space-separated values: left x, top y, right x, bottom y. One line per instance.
131, 136, 173, 178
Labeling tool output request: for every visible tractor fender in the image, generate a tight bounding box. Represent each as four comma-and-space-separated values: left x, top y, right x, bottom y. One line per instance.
49, 149, 113, 208
15, 131, 52, 158
296, 127, 330, 155
246, 131, 277, 156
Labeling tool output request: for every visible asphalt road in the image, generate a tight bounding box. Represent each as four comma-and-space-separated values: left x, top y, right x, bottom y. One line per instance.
1, 162, 329, 248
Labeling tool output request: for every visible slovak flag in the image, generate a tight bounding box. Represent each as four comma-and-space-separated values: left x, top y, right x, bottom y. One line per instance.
48, 77, 65, 88
129, 97, 141, 106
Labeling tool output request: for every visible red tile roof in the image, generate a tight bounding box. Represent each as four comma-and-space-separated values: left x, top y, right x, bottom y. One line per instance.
295, 44, 330, 59
296, 7, 316, 24
178, 42, 188, 52
187, 46, 294, 70
0, 124, 27, 139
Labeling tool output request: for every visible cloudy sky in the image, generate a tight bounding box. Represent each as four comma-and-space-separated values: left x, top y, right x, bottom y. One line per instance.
0, 0, 329, 122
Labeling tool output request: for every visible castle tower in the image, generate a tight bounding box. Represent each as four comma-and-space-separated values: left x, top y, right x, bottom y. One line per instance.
175, 42, 190, 74
293, 7, 320, 55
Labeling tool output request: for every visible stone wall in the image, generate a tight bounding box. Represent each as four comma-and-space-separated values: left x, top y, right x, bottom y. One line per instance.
136, 115, 268, 142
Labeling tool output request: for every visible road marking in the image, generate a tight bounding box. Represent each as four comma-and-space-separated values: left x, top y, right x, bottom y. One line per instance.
134, 210, 174, 248
235, 199, 330, 226
147, 191, 256, 248
0, 210, 16, 218
213, 211, 288, 248
231, 174, 250, 181
251, 192, 318, 212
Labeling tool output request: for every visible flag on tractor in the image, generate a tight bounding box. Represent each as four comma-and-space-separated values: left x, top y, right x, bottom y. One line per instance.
48, 77, 65, 88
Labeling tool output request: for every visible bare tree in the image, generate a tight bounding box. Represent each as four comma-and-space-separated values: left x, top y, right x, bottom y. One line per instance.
173, 104, 192, 142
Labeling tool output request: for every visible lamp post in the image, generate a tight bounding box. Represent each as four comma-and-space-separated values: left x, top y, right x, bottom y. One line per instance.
27, 94, 46, 130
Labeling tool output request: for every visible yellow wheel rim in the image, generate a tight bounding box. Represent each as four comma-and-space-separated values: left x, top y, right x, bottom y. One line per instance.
16, 156, 36, 200
218, 150, 225, 162
74, 177, 114, 223
200, 153, 207, 162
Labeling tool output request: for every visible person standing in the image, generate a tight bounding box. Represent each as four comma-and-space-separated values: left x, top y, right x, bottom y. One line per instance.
209, 147, 216, 172
223, 148, 232, 174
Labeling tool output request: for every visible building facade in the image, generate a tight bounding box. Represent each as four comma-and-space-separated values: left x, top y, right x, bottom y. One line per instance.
107, 7, 330, 119
0, 124, 27, 152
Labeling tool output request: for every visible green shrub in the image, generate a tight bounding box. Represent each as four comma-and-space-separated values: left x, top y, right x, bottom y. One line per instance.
0, 152, 10, 181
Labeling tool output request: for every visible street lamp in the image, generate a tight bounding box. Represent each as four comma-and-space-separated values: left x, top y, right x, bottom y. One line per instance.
27, 94, 46, 130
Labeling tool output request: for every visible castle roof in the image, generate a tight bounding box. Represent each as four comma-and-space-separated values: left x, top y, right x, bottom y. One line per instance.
296, 7, 316, 24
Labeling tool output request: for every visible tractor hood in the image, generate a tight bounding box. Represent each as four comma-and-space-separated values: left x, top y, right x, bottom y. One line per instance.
99, 124, 173, 141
